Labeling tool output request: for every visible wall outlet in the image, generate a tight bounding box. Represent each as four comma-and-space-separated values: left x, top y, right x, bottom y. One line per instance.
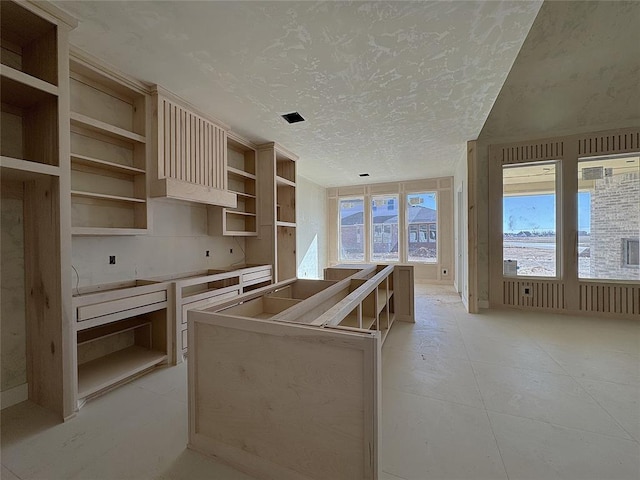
109, 255, 116, 265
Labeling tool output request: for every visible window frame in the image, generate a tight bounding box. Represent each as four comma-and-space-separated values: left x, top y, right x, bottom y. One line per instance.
501, 160, 562, 280
406, 191, 438, 264
338, 196, 366, 263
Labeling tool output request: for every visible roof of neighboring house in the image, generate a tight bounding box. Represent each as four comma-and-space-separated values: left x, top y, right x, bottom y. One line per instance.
341, 206, 436, 226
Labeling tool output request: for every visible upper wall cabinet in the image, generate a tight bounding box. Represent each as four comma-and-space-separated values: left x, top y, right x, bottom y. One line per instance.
149, 86, 236, 208
69, 49, 150, 235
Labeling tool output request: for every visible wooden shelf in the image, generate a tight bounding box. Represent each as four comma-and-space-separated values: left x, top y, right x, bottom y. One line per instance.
223, 230, 258, 237
227, 166, 256, 180
1, 65, 58, 98
277, 221, 297, 228
72, 227, 149, 236
1, 72, 57, 110
340, 313, 376, 330
70, 111, 146, 144
275, 175, 296, 187
229, 190, 256, 199
71, 153, 145, 175
0, 155, 59, 178
71, 190, 146, 204
228, 210, 256, 217
77, 346, 166, 399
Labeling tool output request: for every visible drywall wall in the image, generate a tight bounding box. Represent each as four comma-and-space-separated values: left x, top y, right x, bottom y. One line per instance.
71, 198, 245, 288
475, 0, 640, 303
296, 175, 327, 279
1, 184, 27, 407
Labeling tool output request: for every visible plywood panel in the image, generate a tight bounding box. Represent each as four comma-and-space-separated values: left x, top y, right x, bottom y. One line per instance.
190, 315, 378, 480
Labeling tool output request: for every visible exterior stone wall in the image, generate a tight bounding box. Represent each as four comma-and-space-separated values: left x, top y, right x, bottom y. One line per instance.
590, 172, 639, 280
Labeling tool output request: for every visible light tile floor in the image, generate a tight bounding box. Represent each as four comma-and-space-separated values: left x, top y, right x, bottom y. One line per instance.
2, 284, 638, 480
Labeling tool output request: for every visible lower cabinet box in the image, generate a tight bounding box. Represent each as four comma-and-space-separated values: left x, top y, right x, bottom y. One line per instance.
76, 313, 168, 401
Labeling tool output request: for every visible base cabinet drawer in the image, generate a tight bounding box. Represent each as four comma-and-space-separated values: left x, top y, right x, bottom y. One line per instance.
181, 289, 241, 324
77, 291, 167, 323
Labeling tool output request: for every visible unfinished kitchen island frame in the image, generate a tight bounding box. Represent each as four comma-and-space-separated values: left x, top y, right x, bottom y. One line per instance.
187, 264, 414, 480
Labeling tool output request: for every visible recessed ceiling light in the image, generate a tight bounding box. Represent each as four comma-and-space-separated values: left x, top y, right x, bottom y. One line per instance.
359, 173, 370, 177
281, 112, 305, 124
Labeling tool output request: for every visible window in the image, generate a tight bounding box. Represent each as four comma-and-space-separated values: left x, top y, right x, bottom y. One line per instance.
339, 198, 364, 261
578, 155, 639, 280
623, 239, 639, 267
502, 161, 558, 277
407, 192, 437, 262
371, 195, 399, 262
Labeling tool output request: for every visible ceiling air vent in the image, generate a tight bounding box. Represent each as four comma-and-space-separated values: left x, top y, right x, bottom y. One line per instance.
281, 112, 305, 124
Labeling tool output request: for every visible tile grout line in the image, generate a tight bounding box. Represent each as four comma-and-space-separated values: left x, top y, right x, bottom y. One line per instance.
486, 410, 640, 444
458, 328, 511, 480
1, 464, 23, 480
527, 333, 639, 443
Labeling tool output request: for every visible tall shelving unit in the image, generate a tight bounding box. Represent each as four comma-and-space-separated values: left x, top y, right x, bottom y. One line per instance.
69, 48, 150, 236
246, 142, 298, 283
0, 0, 76, 420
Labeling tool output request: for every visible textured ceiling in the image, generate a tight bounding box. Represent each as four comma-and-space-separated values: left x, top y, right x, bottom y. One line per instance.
55, 1, 542, 187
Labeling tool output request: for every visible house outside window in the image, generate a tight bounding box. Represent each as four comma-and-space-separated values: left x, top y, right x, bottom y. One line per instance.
407, 192, 437, 263
339, 197, 364, 261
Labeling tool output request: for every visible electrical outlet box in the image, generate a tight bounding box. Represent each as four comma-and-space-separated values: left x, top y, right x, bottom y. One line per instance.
206, 250, 210, 257
523, 286, 532, 297
109, 255, 116, 265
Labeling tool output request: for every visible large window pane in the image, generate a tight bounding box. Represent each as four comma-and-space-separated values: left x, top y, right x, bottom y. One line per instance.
578, 155, 640, 280
503, 162, 557, 277
407, 192, 437, 263
371, 195, 399, 262
339, 198, 364, 261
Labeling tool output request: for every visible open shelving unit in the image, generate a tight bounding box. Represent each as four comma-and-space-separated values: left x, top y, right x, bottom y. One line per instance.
69, 50, 150, 235
220, 134, 258, 236
0, 0, 76, 420
246, 142, 298, 283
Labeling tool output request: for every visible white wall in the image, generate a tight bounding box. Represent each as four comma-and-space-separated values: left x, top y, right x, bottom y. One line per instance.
296, 175, 327, 279
71, 198, 245, 288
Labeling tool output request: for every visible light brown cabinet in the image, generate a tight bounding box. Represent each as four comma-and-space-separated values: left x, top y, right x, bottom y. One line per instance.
188, 264, 414, 480
246, 142, 298, 282
0, 0, 76, 420
69, 49, 150, 235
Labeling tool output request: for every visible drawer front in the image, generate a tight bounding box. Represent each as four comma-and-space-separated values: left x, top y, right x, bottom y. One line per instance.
181, 289, 240, 324
77, 291, 167, 322
182, 328, 188, 350
242, 268, 272, 286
